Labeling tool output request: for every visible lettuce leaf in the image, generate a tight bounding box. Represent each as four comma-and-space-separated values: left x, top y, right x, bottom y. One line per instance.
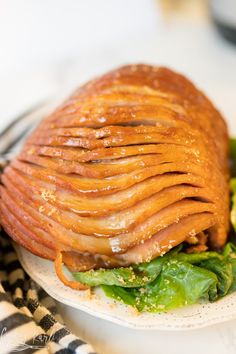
231, 178, 236, 232
73, 246, 180, 288
230, 138, 236, 177
223, 243, 236, 293
102, 260, 218, 312
72, 244, 236, 312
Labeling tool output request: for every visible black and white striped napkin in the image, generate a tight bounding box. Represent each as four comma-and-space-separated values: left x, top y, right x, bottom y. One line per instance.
0, 106, 98, 354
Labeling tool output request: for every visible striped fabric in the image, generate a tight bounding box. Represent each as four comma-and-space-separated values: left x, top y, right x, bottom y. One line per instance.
0, 107, 98, 354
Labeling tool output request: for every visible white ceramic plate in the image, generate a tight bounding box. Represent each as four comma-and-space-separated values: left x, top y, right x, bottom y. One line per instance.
15, 244, 236, 330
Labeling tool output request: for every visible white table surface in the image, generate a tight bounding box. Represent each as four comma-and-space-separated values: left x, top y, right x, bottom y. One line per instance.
0, 1, 236, 353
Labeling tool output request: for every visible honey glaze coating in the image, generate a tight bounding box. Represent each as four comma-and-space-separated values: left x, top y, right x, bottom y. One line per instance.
0, 64, 230, 288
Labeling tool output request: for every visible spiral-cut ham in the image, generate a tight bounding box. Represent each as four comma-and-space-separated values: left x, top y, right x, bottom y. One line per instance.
0, 64, 230, 288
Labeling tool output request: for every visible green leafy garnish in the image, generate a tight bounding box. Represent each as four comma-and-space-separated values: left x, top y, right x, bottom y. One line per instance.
231, 178, 236, 232
73, 245, 236, 312
230, 138, 236, 177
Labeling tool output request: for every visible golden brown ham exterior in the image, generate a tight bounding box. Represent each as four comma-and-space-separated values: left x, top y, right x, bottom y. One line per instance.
0, 64, 230, 279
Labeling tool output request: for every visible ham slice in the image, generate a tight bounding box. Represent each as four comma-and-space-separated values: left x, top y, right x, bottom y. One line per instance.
0, 64, 230, 288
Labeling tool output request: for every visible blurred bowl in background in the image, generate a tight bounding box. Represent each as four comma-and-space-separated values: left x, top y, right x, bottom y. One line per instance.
210, 0, 236, 45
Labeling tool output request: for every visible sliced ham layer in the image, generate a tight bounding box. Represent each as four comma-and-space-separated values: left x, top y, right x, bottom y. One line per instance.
0, 64, 229, 287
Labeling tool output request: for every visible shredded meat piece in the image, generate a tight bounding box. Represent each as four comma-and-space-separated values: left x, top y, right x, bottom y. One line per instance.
185, 231, 209, 253
186, 244, 208, 254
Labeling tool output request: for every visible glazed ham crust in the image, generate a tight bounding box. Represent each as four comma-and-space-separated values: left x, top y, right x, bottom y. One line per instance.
0, 64, 230, 275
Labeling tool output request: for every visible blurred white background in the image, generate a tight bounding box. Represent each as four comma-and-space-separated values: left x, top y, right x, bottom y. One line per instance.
0, 0, 158, 127
0, 0, 236, 132
0, 1, 236, 354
